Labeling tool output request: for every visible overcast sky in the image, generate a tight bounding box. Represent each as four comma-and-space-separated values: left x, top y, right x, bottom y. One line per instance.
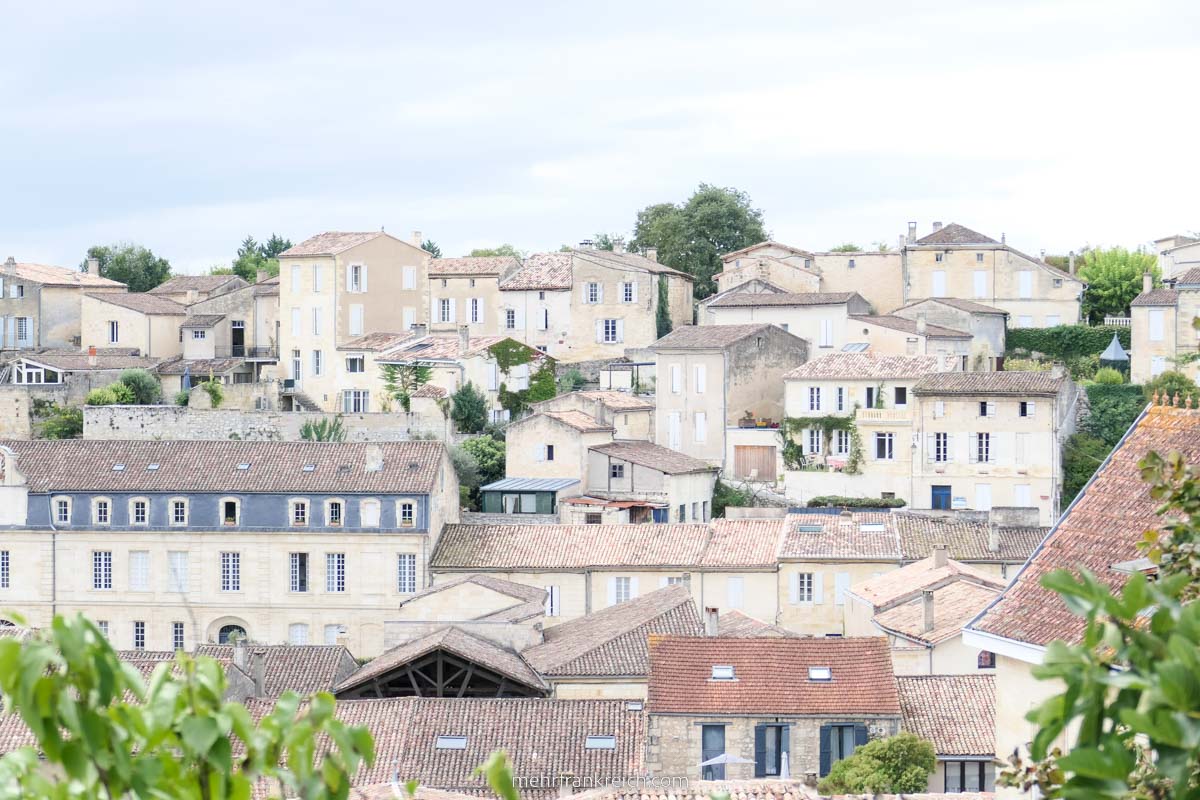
3, 0, 1198, 273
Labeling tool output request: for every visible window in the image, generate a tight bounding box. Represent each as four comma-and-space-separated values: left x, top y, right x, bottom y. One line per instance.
54, 497, 71, 524
834, 429, 850, 455
291, 307, 301, 336
809, 666, 832, 681
342, 390, 370, 413
133, 621, 145, 651
168, 552, 188, 592
286, 552, 310, 592
291, 500, 308, 526
622, 282, 635, 303
973, 270, 987, 298
130, 499, 148, 525
360, 499, 381, 527
894, 387, 907, 407
809, 386, 821, 411
586, 282, 600, 303
602, 319, 619, 343
107, 320, 119, 344
312, 349, 322, 376
824, 724, 860, 774
848, 258, 856, 268
397, 553, 417, 593
327, 500, 343, 526
399, 502, 415, 528
819, 318, 833, 348
1151, 355, 1167, 377
836, 387, 845, 412
755, 724, 788, 777
313, 264, 322, 293
694, 411, 707, 442
11, 283, 23, 298
865, 386, 876, 409
97, 621, 108, 638
975, 252, 984, 263
979, 401, 994, 417
585, 512, 603, 524
610, 463, 625, 479
932, 270, 946, 297
349, 264, 363, 292
94, 498, 110, 525
806, 429, 822, 454
439, 298, 451, 322
289, 623, 309, 645
544, 585, 561, 616
694, 364, 706, 394
347, 303, 364, 336
171, 499, 188, 525
220, 552, 241, 592
727, 576, 744, 610
326, 553, 346, 592
613, 576, 632, 604
1019, 400, 1035, 417
312, 307, 322, 335
172, 622, 185, 651
794, 572, 814, 603
129, 551, 150, 591
191, 329, 207, 340
218, 624, 246, 644
874, 432, 894, 460
934, 432, 949, 462
945, 760, 990, 793
505, 309, 516, 329
221, 499, 239, 525
0, 551, 8, 589
435, 736, 467, 750
975, 432, 991, 463
1053, 278, 1063, 289
978, 650, 996, 669
346, 354, 365, 373
678, 504, 686, 522
1148, 308, 1164, 341
935, 252, 944, 263
539, 308, 549, 330
1018, 270, 1033, 299
711, 665, 735, 680
93, 551, 112, 589
585, 735, 616, 750
671, 364, 682, 394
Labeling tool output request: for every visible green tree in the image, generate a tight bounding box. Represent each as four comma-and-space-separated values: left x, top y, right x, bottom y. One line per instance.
1062, 433, 1112, 507
300, 415, 348, 442
829, 243, 861, 252
450, 382, 488, 433
818, 732, 936, 794
1144, 370, 1200, 406
1077, 246, 1159, 324
711, 481, 752, 518
0, 613, 374, 798
228, 234, 291, 282
81, 243, 172, 293
656, 274, 672, 338
461, 436, 505, 487
449, 444, 482, 508
1082, 385, 1146, 447
422, 239, 443, 258
259, 233, 293, 258
381, 364, 432, 412
591, 233, 624, 252
629, 184, 767, 298
557, 368, 586, 394
38, 405, 83, 439
1093, 367, 1124, 385
119, 368, 162, 404
468, 244, 523, 258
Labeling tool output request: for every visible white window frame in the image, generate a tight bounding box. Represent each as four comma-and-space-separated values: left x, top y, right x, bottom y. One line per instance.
93, 550, 113, 590
836, 387, 845, 412
973, 270, 987, 298
167, 551, 189, 593
289, 623, 309, 645
289, 552, 309, 593
794, 572, 814, 603
325, 552, 346, 593
191, 329, 207, 340
602, 318, 619, 343
874, 432, 894, 460
290, 499, 309, 527
694, 364, 706, 394
439, 298, 452, 323
129, 550, 150, 591
169, 497, 188, 526
346, 353, 365, 373
342, 389, 370, 413
132, 621, 145, 651
586, 282, 600, 304
694, 411, 707, 442
614, 576, 632, 604
398, 501, 416, 528
129, 498, 150, 525
360, 498, 381, 527
505, 308, 516, 329
975, 432, 991, 463
312, 349, 323, 376
220, 497, 240, 526
622, 281, 634, 303
312, 306, 322, 336
397, 552, 417, 594
1018, 270, 1033, 299
92, 497, 111, 526
53, 496, 71, 524
1148, 308, 1165, 342
934, 432, 949, 463
172, 621, 185, 651
107, 320, 119, 344
349, 264, 363, 292
809, 386, 821, 411
220, 551, 241, 592
834, 429, 850, 455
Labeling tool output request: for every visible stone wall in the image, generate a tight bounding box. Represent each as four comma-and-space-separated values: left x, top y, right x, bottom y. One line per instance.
83, 405, 449, 442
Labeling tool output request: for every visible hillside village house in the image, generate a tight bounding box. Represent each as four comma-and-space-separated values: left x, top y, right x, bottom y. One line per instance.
1130, 269, 1200, 383
897, 675, 997, 793
653, 324, 809, 468
701, 291, 873, 352
1155, 233, 1200, 279
182, 272, 281, 361
495, 252, 575, 355
277, 231, 430, 411
505, 409, 617, 484
902, 222, 1083, 328
1, 257, 127, 350
849, 314, 973, 365
645, 636, 901, 782
80, 291, 187, 358
532, 389, 655, 440
147, 274, 247, 305
892, 298, 1008, 371
964, 401, 1200, 779
427, 256, 521, 336
563, 440, 718, 525
0, 439, 459, 657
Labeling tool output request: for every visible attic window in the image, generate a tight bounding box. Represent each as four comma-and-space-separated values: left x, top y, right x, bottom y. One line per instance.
435, 735, 467, 750
859, 522, 886, 533
710, 665, 735, 681
111, 464, 126, 471
625, 701, 644, 711
797, 524, 823, 533
808, 666, 832, 682
236, 463, 251, 470
146, 463, 160, 471
585, 735, 616, 750
302, 464, 317, 472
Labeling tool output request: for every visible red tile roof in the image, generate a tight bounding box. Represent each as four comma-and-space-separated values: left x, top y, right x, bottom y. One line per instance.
196, 644, 359, 698
432, 523, 713, 570
590, 440, 715, 475
913, 223, 998, 246
4, 261, 125, 288
647, 636, 899, 716
784, 353, 939, 380
897, 675, 995, 756
280, 231, 387, 257
429, 257, 520, 277
84, 291, 187, 315
499, 253, 573, 291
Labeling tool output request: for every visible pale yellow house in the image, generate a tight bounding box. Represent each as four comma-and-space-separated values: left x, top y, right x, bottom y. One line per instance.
892, 297, 1008, 371
903, 222, 1083, 328
1130, 270, 1200, 384
277, 230, 430, 411
702, 291, 873, 353
1, 257, 126, 350
495, 252, 575, 356
1154, 233, 1200, 280
812, 249, 905, 314
714, 242, 822, 295
849, 314, 972, 365
532, 390, 655, 440
427, 257, 521, 335
897, 675, 997, 792
80, 292, 187, 358
148, 274, 247, 306
566, 440, 718, 524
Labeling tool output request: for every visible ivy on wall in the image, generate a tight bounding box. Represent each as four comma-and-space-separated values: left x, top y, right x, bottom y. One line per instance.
779, 414, 862, 474
488, 340, 559, 418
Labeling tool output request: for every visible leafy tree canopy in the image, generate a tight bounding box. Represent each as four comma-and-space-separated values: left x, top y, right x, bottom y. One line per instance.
229, 233, 292, 283
450, 382, 489, 434
300, 415, 348, 442
817, 732, 936, 794
1144, 370, 1199, 406
829, 243, 861, 252
422, 239, 443, 258
468, 244, 523, 258
1077, 246, 1159, 324
80, 243, 172, 293
591, 233, 624, 251
461, 435, 505, 487
629, 184, 767, 298
119, 368, 162, 404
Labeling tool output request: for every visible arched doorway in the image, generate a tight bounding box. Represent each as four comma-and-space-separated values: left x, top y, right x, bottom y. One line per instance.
218, 624, 247, 644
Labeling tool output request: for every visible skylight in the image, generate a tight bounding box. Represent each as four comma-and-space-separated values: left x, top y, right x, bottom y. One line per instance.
625, 701, 644, 711
302, 464, 316, 472
859, 522, 886, 532
146, 463, 160, 471
797, 524, 823, 533
435, 735, 467, 750
808, 666, 832, 682
710, 665, 735, 681
111, 464, 126, 471
236, 463, 250, 470
585, 735, 616, 750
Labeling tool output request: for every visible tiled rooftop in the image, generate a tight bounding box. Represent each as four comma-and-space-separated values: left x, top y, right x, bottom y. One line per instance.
913, 223, 998, 246
851, 315, 971, 339
538, 410, 615, 433
874, 580, 1001, 644
149, 275, 245, 295
3, 261, 125, 288
400, 574, 547, 623
652, 323, 783, 350
897, 297, 1008, 316
499, 253, 573, 291
433, 523, 714, 570
279, 231, 386, 257
913, 370, 1068, 396
590, 440, 715, 475
707, 292, 862, 308
429, 256, 520, 277
897, 675, 995, 756
1131, 288, 1180, 306
195, 644, 359, 698
850, 555, 1004, 608
784, 353, 939, 380
84, 291, 188, 315
17, 352, 161, 371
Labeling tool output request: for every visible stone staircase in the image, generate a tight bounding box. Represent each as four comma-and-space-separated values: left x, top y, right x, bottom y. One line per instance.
289, 391, 323, 412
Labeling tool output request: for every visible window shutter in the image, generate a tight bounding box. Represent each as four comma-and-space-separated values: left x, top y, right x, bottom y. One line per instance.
818, 725, 832, 777
926, 434, 935, 462
448, 298, 456, 323
812, 572, 824, 604
987, 401, 996, 417
788, 572, 799, 604
1028, 401, 1036, 417
659, 576, 669, 588
671, 365, 681, 393
780, 725, 790, 766
969, 437, 978, 464
695, 364, 706, 394
945, 433, 954, 462
595, 320, 604, 343
630, 281, 639, 304
535, 445, 545, 462
994, 432, 1011, 464
853, 723, 869, 748
597, 283, 604, 303
431, 296, 440, 322
935, 400, 944, 418
616, 320, 624, 342
753, 725, 767, 778
477, 299, 486, 325
346, 266, 354, 292
361, 265, 368, 292
606, 578, 617, 607
581, 283, 589, 304
514, 306, 525, 329
487, 363, 498, 391
835, 572, 850, 605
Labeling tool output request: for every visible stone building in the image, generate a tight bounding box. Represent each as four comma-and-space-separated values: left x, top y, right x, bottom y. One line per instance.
0, 257, 126, 351
80, 292, 186, 359
1129, 269, 1200, 384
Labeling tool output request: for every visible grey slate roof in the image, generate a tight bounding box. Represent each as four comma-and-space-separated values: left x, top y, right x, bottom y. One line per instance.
481, 477, 581, 492
913, 223, 999, 245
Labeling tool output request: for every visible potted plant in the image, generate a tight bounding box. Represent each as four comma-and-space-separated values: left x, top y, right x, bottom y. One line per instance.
739, 411, 756, 428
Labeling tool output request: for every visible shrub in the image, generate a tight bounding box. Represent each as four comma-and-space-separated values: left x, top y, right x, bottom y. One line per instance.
1144, 370, 1200, 406
300, 415, 347, 442
461, 436, 505, 487
1093, 367, 1125, 385
118, 368, 162, 404
450, 382, 488, 434
200, 380, 224, 408
84, 386, 118, 406
1002, 357, 1052, 372
1083, 384, 1145, 446
818, 732, 936, 794
806, 495, 907, 508
449, 444, 482, 509
1007, 325, 1131, 360
39, 405, 83, 439
557, 368, 586, 394
1065, 353, 1100, 381
108, 381, 136, 404
174, 389, 191, 406
711, 481, 753, 518
1062, 433, 1113, 507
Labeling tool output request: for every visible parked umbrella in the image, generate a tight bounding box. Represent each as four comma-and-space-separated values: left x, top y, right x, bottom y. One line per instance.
182, 365, 192, 391
698, 753, 754, 767
780, 750, 790, 779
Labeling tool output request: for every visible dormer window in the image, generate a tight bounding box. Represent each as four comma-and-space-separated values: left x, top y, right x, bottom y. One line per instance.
111, 464, 125, 472
170, 498, 188, 526
222, 499, 240, 526
809, 666, 832, 682
625, 701, 644, 711
399, 501, 415, 528
130, 499, 148, 525
54, 497, 71, 524
711, 665, 735, 681
435, 735, 467, 750
146, 463, 160, 471
585, 735, 616, 750
302, 463, 316, 473
327, 500, 343, 527
291, 500, 309, 527
93, 498, 111, 525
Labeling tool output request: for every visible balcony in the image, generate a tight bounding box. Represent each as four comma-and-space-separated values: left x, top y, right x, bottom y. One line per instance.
207, 345, 279, 360
1103, 316, 1131, 327
855, 408, 913, 425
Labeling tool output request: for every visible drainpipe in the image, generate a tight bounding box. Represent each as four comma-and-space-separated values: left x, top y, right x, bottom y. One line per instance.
47, 496, 58, 618
584, 569, 592, 614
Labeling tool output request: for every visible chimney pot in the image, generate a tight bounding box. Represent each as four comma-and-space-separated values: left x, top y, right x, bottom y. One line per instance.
250, 649, 266, 697
1068, 251, 1076, 275
458, 324, 470, 356
907, 221, 918, 244
86, 257, 99, 276
988, 522, 1001, 553
645, 247, 658, 263
578, 239, 594, 250
922, 590, 935, 633
87, 345, 97, 367
1001, 233, 1006, 245
898, 234, 906, 251
3, 257, 14, 274
412, 230, 423, 247
1143, 273, 1153, 293
704, 607, 719, 637
256, 269, 268, 284
409, 322, 427, 336
932, 221, 943, 232
932, 543, 948, 568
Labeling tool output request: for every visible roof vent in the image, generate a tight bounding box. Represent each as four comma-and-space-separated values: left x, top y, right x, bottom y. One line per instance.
435, 735, 467, 750
146, 463, 160, 471
710, 665, 735, 681
808, 666, 832, 682
236, 463, 250, 470
112, 464, 126, 472
302, 464, 317, 472
408, 461, 422, 471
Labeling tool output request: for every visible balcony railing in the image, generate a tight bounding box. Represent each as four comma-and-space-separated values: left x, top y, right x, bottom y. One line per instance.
204, 345, 279, 360
1103, 316, 1131, 327
855, 408, 913, 424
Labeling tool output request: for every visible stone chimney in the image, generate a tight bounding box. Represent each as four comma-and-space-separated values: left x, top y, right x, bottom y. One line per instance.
3, 257, 14, 275
336, 632, 350, 649
365, 445, 384, 473
932, 543, 948, 568
250, 649, 266, 697
1068, 251, 1076, 275
409, 322, 427, 336
988, 521, 1001, 553
898, 235, 906, 251
704, 607, 719, 637
922, 590, 935, 633
578, 239, 595, 250
86, 257, 99, 275
256, 269, 268, 284
1001, 232, 1007, 245
1040, 249, 1046, 261
645, 247, 658, 263
1050, 363, 1067, 380
916, 312, 927, 336
232, 638, 247, 670
931, 221, 943, 233
907, 221, 917, 243
458, 324, 470, 355
411, 230, 423, 247
87, 345, 97, 367
1143, 272, 1153, 293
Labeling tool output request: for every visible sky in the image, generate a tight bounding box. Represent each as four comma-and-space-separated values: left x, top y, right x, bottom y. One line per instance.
2, 0, 1199, 274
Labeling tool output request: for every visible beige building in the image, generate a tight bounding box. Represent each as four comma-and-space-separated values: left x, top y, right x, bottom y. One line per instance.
903, 222, 1084, 328
1154, 233, 1200, 280
505, 410, 616, 484
892, 297, 1008, 371
427, 257, 520, 335
148, 274, 247, 306
702, 291, 872, 353
569, 440, 718, 525
897, 675, 997, 793
653, 324, 809, 467
0, 439, 459, 658
277, 230, 430, 411
715, 242, 822, 295
812, 250, 905, 315
1, 257, 127, 351
533, 390, 654, 440
849, 314, 973, 365
1129, 270, 1200, 384
80, 292, 187, 358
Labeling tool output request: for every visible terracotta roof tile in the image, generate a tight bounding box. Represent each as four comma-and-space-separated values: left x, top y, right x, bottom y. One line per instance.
701, 518, 785, 569
155, 356, 244, 376
539, 410, 615, 433
572, 249, 692, 280
707, 292, 862, 308
84, 292, 187, 315
195, 644, 359, 698
544, 390, 654, 412
897, 675, 995, 756
913, 224, 998, 245
0, 439, 446, 495
780, 512, 901, 560
894, 514, 1045, 563
570, 779, 822, 800
851, 315, 970, 339
280, 232, 386, 257
499, 253, 573, 291
897, 297, 1008, 316
913, 370, 1068, 396
722, 241, 816, 261
432, 523, 713, 570
850, 556, 1004, 608
412, 383, 449, 399
338, 331, 417, 352
717, 610, 798, 638
429, 257, 520, 277
1131, 288, 1180, 306
381, 335, 546, 364
874, 580, 1001, 644
972, 406, 1200, 646
784, 353, 939, 380
401, 574, 547, 623
180, 314, 225, 327
17, 352, 161, 371
647, 636, 899, 716
4, 261, 125, 288
149, 275, 246, 295
590, 441, 715, 475
1174, 267, 1200, 285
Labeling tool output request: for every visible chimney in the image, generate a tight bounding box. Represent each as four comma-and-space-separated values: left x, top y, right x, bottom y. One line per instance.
578, 239, 594, 250
645, 247, 658, 263
336, 632, 350, 649
704, 607, 719, 637
458, 324, 470, 355
839, 509, 853, 525
365, 445, 384, 473
411, 230, 423, 247
988, 521, 1001, 553
1143, 273, 1153, 293
916, 312, 927, 336
87, 345, 97, 367
1001, 233, 1006, 245
256, 269, 268, 284
232, 638, 247, 670
898, 235, 906, 251
1050, 363, 1067, 380
932, 543, 948, 568
250, 649, 266, 698
86, 257, 99, 275
907, 221, 917, 243
1068, 251, 1076, 275
409, 322, 427, 336
922, 590, 935, 633
3, 257, 14, 275
931, 221, 943, 233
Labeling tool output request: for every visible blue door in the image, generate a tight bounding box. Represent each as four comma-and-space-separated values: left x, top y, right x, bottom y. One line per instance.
931, 485, 952, 510
652, 507, 668, 523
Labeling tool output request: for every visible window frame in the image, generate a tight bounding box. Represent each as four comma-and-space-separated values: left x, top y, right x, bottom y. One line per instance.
92, 497, 112, 526
586, 282, 600, 304
172, 621, 185, 651
220, 551, 241, 592
289, 552, 310, 593
290, 498, 309, 527
169, 497, 189, 526
167, 551, 189, 593
397, 552, 418, 594
53, 496, 72, 525
610, 462, 625, 479
398, 501, 416, 528
128, 550, 150, 592
360, 498, 381, 527
92, 550, 113, 590
345, 353, 365, 373
326, 498, 344, 527
874, 432, 894, 460
129, 497, 149, 526
602, 318, 619, 343
220, 497, 240, 526
325, 552, 346, 593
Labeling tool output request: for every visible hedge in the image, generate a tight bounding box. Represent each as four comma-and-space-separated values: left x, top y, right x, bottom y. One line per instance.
806, 495, 907, 509
1006, 325, 1131, 360
1082, 384, 1146, 446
